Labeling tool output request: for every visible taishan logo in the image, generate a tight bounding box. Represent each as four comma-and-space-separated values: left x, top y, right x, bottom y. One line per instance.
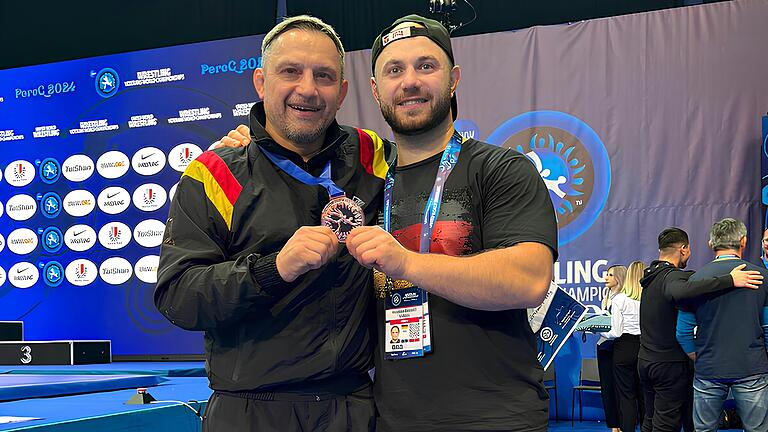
99, 257, 133, 285
486, 111, 611, 245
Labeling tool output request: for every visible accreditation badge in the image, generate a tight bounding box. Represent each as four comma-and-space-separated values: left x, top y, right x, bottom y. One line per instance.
422, 293, 432, 353
384, 286, 424, 359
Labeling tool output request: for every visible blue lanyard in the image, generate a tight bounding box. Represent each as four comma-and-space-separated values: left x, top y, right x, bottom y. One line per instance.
383, 132, 463, 253
259, 147, 345, 198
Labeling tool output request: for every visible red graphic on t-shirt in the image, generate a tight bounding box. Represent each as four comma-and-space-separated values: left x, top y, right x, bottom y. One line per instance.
392, 221, 473, 256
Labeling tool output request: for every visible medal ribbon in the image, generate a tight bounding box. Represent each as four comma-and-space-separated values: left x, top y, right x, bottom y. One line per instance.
259, 147, 345, 198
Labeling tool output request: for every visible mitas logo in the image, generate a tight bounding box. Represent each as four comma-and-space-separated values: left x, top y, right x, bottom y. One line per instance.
97, 186, 130, 215
6, 194, 37, 221
9, 262, 39, 289
61, 154, 95, 182
168, 143, 203, 172
133, 219, 165, 248
63, 190, 96, 217
7, 228, 38, 255
131, 146, 166, 176
134, 255, 159, 283
96, 151, 130, 179
132, 183, 167, 212
64, 224, 97, 252
98, 222, 132, 249
4, 160, 35, 187
65, 259, 97, 286
486, 110, 611, 245
99, 257, 133, 285
0, 233, 5, 253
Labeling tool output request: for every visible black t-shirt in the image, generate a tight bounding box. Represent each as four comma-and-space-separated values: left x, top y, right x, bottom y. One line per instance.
373, 139, 558, 432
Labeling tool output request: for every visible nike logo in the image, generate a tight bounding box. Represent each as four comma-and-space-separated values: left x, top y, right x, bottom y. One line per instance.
17, 268, 28, 274
74, 230, 87, 237
141, 153, 154, 160
107, 192, 120, 199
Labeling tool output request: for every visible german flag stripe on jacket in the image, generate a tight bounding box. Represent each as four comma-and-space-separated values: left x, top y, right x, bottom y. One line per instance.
181, 151, 243, 229
357, 128, 390, 180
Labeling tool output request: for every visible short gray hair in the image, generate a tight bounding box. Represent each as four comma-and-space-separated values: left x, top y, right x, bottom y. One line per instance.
261, 15, 345, 80
709, 218, 747, 251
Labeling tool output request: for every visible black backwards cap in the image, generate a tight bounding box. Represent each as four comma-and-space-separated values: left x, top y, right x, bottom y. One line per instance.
371, 14, 458, 120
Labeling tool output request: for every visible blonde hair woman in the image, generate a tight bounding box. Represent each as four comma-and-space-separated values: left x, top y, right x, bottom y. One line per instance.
605, 260, 646, 432
598, 265, 627, 432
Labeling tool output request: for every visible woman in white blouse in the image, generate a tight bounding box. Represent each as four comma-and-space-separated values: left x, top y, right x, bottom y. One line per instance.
597, 265, 627, 432
604, 261, 645, 432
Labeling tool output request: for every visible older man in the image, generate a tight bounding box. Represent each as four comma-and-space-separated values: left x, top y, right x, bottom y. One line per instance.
676, 218, 768, 432
155, 16, 392, 432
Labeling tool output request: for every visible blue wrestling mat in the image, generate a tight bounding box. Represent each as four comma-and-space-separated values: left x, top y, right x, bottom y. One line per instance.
0, 362, 205, 377
0, 374, 167, 402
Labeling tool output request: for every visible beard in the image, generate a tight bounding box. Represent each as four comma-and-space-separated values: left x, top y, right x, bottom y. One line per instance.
379, 86, 452, 136
283, 119, 328, 146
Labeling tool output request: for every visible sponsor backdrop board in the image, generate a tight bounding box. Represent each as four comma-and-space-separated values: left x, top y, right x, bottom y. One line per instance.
0, 35, 265, 355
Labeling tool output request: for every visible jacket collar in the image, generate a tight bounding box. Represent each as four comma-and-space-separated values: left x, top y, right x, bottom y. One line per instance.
247, 102, 348, 173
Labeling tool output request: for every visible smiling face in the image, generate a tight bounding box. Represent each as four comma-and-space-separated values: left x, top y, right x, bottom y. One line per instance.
371, 27, 459, 137
254, 29, 348, 152
605, 268, 618, 290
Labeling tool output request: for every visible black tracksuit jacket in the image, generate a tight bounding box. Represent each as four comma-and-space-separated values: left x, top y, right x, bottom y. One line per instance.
155, 102, 393, 392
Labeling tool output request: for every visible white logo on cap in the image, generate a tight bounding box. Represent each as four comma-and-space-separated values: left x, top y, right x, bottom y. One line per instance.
134, 255, 159, 284
64, 224, 97, 252
169, 143, 203, 172
63, 189, 96, 217
4, 160, 35, 187
98, 222, 132, 250
61, 154, 95, 182
6, 194, 37, 221
133, 219, 166, 248
96, 150, 130, 179
9, 262, 38, 289
382, 26, 412, 46
7, 228, 38, 255
65, 259, 98, 286
97, 186, 130, 215
132, 183, 167, 212
132, 146, 166, 176
99, 257, 133, 285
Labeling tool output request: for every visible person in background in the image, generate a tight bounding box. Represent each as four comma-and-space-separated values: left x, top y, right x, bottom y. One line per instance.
598, 265, 627, 432
761, 228, 768, 268
676, 218, 768, 432
604, 260, 646, 432
638, 227, 761, 432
